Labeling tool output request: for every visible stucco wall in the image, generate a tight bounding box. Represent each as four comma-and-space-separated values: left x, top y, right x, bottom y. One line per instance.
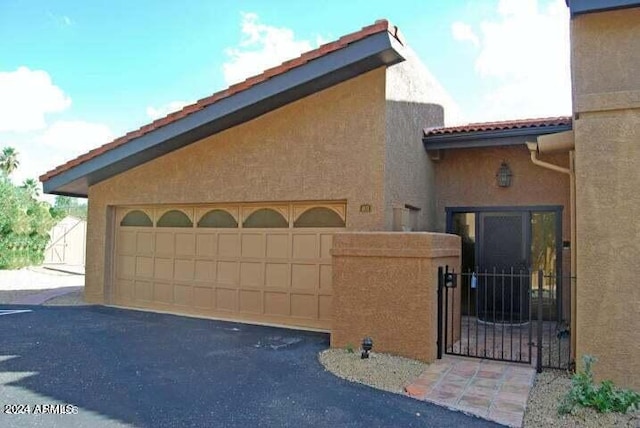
384, 48, 445, 231
572, 8, 640, 389
85, 68, 388, 303
331, 232, 460, 362
433, 145, 571, 240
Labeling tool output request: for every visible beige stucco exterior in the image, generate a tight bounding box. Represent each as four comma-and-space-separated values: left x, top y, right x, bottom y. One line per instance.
433, 145, 571, 241
571, 7, 640, 389
331, 232, 460, 362
86, 55, 448, 319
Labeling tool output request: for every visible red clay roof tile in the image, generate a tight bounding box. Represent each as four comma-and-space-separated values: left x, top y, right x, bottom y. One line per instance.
40, 19, 399, 183
425, 116, 572, 136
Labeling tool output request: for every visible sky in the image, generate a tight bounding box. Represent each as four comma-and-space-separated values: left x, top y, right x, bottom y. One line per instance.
0, 0, 572, 195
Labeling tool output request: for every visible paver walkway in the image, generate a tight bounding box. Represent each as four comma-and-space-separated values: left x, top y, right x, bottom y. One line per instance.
405, 357, 535, 427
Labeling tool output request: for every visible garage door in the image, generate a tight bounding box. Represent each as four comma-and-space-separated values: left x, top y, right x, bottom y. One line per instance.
112, 203, 345, 330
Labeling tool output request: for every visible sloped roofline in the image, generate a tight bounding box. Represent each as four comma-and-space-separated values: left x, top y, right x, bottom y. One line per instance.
41, 19, 405, 197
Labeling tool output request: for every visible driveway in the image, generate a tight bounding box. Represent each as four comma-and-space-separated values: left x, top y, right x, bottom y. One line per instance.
0, 306, 499, 427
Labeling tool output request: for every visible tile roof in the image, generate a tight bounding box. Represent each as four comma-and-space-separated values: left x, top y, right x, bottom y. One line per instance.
424, 116, 572, 136
40, 19, 402, 183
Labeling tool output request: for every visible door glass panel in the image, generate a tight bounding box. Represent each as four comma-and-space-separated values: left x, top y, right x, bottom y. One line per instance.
451, 213, 475, 315
531, 211, 557, 275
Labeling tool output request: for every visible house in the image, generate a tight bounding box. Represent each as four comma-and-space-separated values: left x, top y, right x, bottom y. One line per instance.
40, 2, 640, 390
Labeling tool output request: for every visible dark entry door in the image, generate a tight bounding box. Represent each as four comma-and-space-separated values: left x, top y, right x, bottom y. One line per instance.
478, 212, 529, 322
479, 212, 527, 270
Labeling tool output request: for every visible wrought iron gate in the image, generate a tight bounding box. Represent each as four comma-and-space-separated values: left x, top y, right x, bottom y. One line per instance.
437, 265, 573, 372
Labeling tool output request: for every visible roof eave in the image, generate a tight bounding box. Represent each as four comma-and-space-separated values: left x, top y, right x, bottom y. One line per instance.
43, 31, 405, 197
422, 124, 573, 151
567, 0, 640, 16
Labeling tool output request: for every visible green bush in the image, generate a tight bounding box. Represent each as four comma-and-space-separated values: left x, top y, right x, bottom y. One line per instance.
0, 176, 56, 269
559, 355, 640, 415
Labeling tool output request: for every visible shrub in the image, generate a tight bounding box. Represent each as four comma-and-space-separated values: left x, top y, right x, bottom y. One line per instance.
559, 355, 640, 415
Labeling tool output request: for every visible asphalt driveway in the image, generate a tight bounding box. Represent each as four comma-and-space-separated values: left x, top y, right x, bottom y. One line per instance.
0, 306, 499, 427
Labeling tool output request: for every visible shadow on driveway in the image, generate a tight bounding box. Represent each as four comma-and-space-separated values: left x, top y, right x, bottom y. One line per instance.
0, 306, 499, 427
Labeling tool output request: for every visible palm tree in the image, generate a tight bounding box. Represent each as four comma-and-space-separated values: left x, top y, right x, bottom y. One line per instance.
21, 178, 40, 198
0, 147, 19, 175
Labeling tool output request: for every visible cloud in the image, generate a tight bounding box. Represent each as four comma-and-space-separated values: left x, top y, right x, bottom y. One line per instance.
222, 13, 319, 85
146, 101, 192, 120
0, 67, 72, 132
37, 120, 114, 156
451, 22, 479, 47
452, 0, 571, 121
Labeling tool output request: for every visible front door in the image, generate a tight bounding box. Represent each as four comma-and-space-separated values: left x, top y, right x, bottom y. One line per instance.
477, 212, 529, 322
478, 212, 527, 272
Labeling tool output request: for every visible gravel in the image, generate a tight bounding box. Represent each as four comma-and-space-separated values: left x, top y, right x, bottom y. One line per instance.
524, 370, 640, 427
319, 348, 427, 394
43, 290, 88, 306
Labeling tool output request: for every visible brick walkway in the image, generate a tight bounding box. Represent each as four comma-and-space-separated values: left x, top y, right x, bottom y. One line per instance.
405, 357, 535, 427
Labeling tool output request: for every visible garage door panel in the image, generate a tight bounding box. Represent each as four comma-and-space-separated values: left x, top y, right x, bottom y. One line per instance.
117, 255, 135, 278
136, 232, 154, 254
291, 264, 319, 289
292, 234, 318, 259
218, 234, 240, 257
266, 234, 289, 259
217, 261, 238, 285
118, 231, 136, 255
319, 295, 332, 320
320, 234, 333, 260
174, 285, 193, 306
135, 281, 153, 302
240, 262, 263, 287
241, 234, 264, 258
154, 257, 173, 280
320, 265, 332, 291
116, 279, 134, 302
291, 294, 317, 319
193, 287, 214, 309
196, 234, 216, 257
174, 259, 195, 281
175, 233, 196, 256
264, 291, 289, 316
155, 232, 174, 255
239, 290, 262, 313
154, 282, 173, 304
135, 256, 154, 278
194, 260, 215, 282
265, 263, 289, 288
216, 288, 237, 311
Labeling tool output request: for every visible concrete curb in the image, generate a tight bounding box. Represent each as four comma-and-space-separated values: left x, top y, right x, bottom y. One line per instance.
11, 286, 83, 305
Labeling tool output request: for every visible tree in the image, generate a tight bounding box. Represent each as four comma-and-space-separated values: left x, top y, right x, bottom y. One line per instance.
21, 178, 40, 198
52, 195, 87, 220
0, 147, 19, 176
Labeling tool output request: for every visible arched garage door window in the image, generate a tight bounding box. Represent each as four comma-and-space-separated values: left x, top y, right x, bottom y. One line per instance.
197, 210, 238, 228
243, 208, 288, 228
294, 207, 345, 228
120, 210, 153, 227
157, 210, 193, 227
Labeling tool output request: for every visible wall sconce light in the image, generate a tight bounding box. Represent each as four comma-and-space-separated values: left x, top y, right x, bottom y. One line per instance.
496, 162, 512, 187
361, 337, 373, 359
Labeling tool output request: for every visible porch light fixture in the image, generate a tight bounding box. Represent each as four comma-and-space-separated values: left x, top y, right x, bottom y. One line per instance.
496, 162, 512, 187
361, 337, 373, 359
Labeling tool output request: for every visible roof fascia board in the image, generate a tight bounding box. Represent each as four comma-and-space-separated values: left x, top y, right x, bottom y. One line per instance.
567, 0, 640, 15
422, 124, 572, 151
43, 31, 404, 196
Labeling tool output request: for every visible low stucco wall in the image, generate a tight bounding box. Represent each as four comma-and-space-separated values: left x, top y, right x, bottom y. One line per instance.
330, 232, 460, 362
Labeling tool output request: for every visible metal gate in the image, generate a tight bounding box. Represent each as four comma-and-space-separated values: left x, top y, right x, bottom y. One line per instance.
437, 265, 573, 372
